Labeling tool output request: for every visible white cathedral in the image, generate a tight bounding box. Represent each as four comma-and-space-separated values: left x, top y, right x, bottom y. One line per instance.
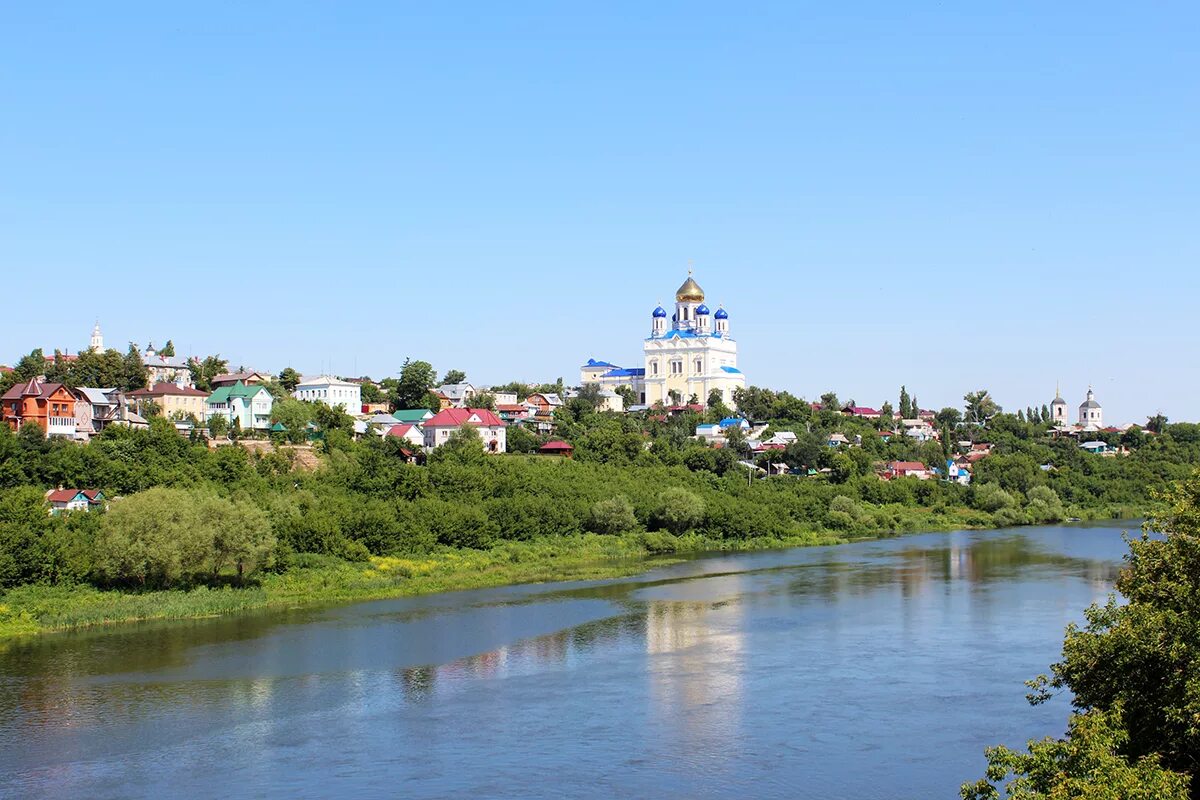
581, 272, 746, 407
1051, 384, 1104, 431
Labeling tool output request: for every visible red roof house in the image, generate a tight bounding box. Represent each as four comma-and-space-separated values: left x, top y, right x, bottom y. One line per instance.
423, 408, 508, 453
45, 488, 106, 513
883, 461, 934, 480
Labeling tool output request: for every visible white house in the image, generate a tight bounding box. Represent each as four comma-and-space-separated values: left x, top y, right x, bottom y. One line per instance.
422, 408, 507, 453
437, 383, 476, 408
206, 381, 273, 431
294, 375, 362, 412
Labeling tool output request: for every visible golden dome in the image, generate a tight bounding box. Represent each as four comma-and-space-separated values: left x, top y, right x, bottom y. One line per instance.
675, 273, 705, 302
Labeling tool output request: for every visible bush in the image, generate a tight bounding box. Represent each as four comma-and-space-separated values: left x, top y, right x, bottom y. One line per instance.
587, 495, 639, 535
975, 483, 1019, 513
652, 487, 705, 533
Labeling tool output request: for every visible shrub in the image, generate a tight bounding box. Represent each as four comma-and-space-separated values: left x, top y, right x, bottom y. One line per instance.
652, 487, 705, 534
587, 495, 639, 535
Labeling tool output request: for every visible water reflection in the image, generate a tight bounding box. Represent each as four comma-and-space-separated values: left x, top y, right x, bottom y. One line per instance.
0, 525, 1132, 800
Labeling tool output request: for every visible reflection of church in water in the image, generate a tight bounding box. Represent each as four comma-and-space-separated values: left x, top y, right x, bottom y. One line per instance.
644, 599, 746, 750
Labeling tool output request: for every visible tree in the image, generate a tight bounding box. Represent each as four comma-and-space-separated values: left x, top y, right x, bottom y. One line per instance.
427, 425, 486, 466
93, 488, 210, 587
473, 391, 497, 411
820, 391, 840, 412
199, 493, 274, 581
652, 487, 705, 534
441, 369, 467, 385
668, 389, 682, 406
615, 385, 636, 410
937, 407, 964, 429
899, 386, 912, 419
207, 414, 228, 439
964, 389, 1001, 425
974, 472, 1200, 797
576, 383, 603, 410
395, 359, 437, 408
587, 495, 639, 534
159, 340, 176, 357
190, 355, 229, 393
122, 344, 149, 390
278, 367, 301, 392
1147, 414, 1168, 434
707, 388, 723, 408
879, 401, 895, 426
961, 707, 1189, 799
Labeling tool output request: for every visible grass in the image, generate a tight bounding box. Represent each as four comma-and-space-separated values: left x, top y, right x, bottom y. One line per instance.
0, 531, 845, 639
0, 503, 1150, 640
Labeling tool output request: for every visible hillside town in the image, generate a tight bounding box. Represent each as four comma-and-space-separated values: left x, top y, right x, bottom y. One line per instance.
0, 274, 1167, 494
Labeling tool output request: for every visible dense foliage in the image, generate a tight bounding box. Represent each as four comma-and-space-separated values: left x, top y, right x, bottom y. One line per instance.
963, 471, 1200, 798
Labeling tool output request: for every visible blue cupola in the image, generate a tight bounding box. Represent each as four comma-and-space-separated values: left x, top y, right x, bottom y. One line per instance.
652, 305, 667, 318
714, 307, 728, 320
696, 304, 710, 315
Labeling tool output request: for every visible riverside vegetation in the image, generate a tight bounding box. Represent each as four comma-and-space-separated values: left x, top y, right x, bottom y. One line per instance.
2, 384, 1200, 639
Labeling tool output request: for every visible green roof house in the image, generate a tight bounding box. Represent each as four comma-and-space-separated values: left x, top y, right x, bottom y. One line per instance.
207, 381, 274, 431
393, 408, 435, 424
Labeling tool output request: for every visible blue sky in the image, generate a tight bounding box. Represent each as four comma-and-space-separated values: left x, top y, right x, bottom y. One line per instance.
2, 3, 1196, 423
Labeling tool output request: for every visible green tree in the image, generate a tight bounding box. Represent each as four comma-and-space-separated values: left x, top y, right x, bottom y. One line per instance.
615, 385, 636, 410
93, 488, 210, 587
937, 407, 964, 429
441, 369, 467, 385
427, 425, 486, 466
122, 344, 149, 390
820, 391, 840, 412
199, 493, 275, 581
899, 386, 912, 419
278, 367, 301, 392
395, 359, 437, 408
207, 413, 228, 439
1028, 475, 1200, 790
587, 495, 639, 534
159, 340, 175, 357
190, 355, 229, 392
961, 707, 1189, 800
965, 389, 1001, 426
652, 487, 705, 533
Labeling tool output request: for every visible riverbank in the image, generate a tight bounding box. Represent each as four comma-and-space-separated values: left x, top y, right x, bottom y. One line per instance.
0, 504, 1144, 640
0, 531, 836, 639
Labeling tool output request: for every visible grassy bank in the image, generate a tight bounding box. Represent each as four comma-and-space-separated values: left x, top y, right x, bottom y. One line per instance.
1, 501, 1148, 640
0, 530, 847, 639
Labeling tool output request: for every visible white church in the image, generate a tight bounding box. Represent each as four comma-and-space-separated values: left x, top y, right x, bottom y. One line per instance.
581, 272, 746, 408
1051, 385, 1104, 432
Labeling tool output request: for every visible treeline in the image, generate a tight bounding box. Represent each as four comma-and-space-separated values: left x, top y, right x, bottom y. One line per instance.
2, 406, 1197, 592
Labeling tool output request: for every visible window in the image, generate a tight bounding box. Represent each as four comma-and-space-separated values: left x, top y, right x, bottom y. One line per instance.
650, 360, 659, 376
670, 360, 682, 375
694, 359, 702, 374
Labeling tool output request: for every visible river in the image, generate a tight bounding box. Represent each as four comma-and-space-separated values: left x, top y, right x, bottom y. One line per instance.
0, 522, 1133, 799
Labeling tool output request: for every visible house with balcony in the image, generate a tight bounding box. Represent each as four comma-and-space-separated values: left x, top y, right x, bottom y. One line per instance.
2, 379, 78, 438
207, 381, 273, 431
73, 387, 122, 440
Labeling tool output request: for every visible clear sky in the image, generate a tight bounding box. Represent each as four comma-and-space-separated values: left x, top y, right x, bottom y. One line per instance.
2, 3, 1196, 423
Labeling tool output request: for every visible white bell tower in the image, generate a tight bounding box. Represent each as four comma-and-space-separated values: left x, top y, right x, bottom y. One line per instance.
90, 321, 104, 352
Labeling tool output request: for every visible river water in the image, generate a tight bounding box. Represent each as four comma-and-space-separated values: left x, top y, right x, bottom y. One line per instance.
0, 523, 1133, 799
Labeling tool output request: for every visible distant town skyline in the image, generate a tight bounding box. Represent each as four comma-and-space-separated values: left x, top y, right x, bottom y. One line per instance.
2, 4, 1196, 424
